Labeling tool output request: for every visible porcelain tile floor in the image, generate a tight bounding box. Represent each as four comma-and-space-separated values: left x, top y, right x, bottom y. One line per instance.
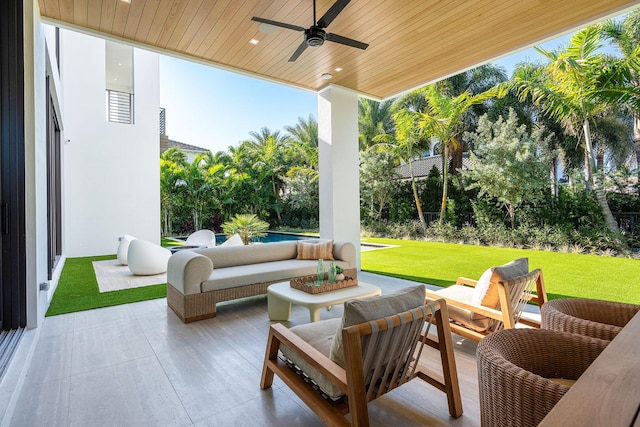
11, 273, 486, 426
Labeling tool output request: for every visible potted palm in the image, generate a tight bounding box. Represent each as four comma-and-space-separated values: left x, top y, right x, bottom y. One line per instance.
222, 214, 269, 245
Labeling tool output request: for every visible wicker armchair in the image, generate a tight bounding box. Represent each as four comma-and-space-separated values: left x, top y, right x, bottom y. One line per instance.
476, 328, 608, 427
541, 298, 640, 341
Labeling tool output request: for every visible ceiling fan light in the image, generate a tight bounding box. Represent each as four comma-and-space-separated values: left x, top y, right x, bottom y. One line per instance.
258, 22, 277, 34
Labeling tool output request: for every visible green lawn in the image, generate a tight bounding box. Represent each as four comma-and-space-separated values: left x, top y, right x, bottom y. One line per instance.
46, 255, 166, 316
47, 237, 639, 316
361, 238, 640, 304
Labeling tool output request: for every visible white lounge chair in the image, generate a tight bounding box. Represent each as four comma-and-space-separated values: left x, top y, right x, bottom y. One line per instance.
220, 233, 243, 247
185, 229, 216, 248
127, 239, 172, 276
117, 234, 136, 266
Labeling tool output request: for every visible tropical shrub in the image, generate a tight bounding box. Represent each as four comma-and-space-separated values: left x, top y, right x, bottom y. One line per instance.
222, 214, 269, 245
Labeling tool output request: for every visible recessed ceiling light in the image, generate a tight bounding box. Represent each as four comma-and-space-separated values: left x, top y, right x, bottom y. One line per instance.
249, 39, 260, 45
334, 67, 343, 72
258, 23, 277, 34
121, 0, 131, 3
321, 73, 333, 80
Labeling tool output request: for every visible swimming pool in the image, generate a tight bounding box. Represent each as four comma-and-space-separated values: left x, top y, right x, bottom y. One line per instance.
214, 231, 318, 245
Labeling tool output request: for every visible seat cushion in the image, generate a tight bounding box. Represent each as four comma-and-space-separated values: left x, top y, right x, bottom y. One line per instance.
279, 318, 344, 399
437, 285, 492, 332
329, 285, 426, 368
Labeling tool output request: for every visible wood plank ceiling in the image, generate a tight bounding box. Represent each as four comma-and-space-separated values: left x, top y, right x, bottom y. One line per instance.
39, 0, 640, 99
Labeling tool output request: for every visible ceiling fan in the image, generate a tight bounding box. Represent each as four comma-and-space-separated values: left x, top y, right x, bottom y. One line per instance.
251, 0, 369, 62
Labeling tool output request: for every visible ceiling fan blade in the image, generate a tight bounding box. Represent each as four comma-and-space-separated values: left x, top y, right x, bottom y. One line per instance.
251, 17, 305, 32
325, 33, 369, 50
316, 0, 351, 28
288, 41, 309, 62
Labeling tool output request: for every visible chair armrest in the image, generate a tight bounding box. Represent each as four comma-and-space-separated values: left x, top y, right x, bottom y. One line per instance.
456, 277, 478, 287
270, 323, 348, 393
332, 241, 356, 268
167, 250, 213, 295
425, 290, 506, 322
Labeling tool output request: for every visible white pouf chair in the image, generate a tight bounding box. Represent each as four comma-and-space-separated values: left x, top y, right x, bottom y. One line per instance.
220, 233, 243, 247
117, 234, 136, 266
127, 239, 172, 276
185, 229, 216, 248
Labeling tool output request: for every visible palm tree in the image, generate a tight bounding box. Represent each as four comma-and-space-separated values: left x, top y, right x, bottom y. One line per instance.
160, 148, 187, 235
222, 214, 269, 245
417, 84, 505, 222
358, 98, 395, 150
285, 115, 319, 180
180, 154, 212, 231
243, 127, 291, 222
602, 10, 640, 189
375, 108, 430, 233
511, 26, 640, 248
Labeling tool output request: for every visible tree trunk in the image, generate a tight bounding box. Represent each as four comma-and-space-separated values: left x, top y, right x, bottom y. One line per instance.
634, 113, 640, 196
583, 120, 628, 251
408, 160, 427, 233
449, 145, 463, 175
550, 155, 558, 198
439, 144, 449, 223
583, 119, 595, 192
596, 148, 604, 174
272, 177, 282, 222
508, 204, 515, 229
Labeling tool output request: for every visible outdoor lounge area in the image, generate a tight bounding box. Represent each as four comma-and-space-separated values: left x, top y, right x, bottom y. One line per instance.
4, 0, 640, 425
13, 272, 485, 426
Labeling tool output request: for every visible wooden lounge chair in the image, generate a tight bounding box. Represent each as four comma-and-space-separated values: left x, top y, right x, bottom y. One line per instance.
425, 258, 547, 342
260, 286, 463, 426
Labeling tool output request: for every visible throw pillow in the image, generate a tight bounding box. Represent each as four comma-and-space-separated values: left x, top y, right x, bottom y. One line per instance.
296, 239, 334, 260
329, 285, 426, 367
471, 258, 529, 309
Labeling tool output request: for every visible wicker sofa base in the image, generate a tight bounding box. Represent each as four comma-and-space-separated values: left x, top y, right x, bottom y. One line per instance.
167, 279, 291, 323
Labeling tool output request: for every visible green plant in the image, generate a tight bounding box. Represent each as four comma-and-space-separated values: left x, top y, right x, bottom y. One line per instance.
222, 214, 269, 245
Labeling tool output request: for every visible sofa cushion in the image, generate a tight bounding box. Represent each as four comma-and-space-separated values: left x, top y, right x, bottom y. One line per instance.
279, 318, 343, 399
200, 259, 351, 292
329, 285, 426, 367
194, 241, 297, 268
296, 239, 334, 261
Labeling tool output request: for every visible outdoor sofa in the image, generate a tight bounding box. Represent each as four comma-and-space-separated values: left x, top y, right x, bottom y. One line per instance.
166, 239, 356, 323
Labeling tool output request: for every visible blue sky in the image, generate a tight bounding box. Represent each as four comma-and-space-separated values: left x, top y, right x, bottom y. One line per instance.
159, 29, 616, 154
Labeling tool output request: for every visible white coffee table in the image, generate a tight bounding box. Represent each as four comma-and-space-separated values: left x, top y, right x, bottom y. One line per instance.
267, 281, 381, 323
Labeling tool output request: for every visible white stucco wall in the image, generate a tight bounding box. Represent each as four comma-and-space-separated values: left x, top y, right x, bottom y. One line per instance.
61, 30, 160, 257
23, 0, 51, 328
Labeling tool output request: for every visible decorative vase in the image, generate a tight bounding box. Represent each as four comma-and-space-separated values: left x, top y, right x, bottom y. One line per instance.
316, 259, 325, 286
328, 261, 337, 283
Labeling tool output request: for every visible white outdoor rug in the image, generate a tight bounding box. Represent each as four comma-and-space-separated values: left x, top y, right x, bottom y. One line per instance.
93, 259, 166, 293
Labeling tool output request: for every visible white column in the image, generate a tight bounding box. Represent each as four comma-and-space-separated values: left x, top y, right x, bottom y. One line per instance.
317, 85, 361, 268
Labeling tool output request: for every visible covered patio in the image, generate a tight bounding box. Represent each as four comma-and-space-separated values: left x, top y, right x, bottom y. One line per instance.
12, 272, 483, 426
2, 0, 640, 425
